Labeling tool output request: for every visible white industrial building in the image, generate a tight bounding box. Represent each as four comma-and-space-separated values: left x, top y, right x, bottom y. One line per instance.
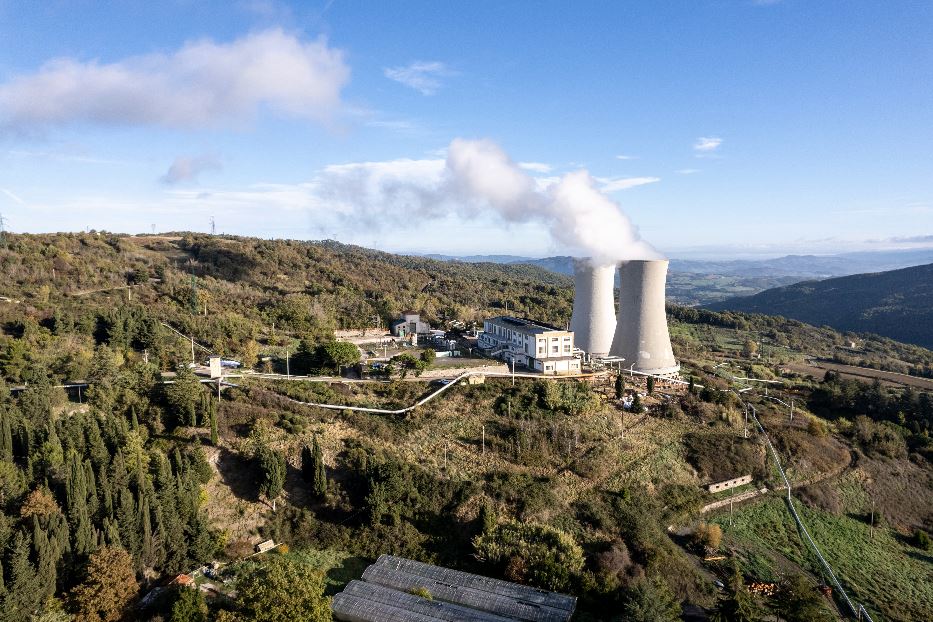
479, 316, 581, 375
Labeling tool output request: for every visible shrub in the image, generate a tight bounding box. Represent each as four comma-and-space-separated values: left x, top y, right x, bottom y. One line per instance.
916, 529, 932, 552
473, 521, 584, 591
807, 417, 828, 437
691, 522, 722, 554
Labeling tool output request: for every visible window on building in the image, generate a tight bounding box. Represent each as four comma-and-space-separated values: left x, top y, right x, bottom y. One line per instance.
552, 345, 559, 354
564, 345, 571, 352
538, 347, 545, 354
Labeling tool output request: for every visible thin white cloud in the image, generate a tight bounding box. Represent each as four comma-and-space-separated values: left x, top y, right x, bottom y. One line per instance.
598, 176, 661, 193
0, 29, 350, 131
693, 136, 723, 152
615, 154, 638, 160
160, 154, 223, 185
677, 168, 701, 175
383, 61, 454, 95
1, 188, 26, 205
518, 162, 552, 173
6, 149, 128, 166
365, 119, 418, 132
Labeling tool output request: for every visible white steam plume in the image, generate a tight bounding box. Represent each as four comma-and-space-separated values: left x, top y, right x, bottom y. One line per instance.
317, 138, 660, 263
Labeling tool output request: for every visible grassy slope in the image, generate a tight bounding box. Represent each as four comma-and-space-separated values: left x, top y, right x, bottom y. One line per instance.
710, 471, 933, 621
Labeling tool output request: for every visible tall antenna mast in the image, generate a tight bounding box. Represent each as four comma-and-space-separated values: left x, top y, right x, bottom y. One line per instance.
210, 216, 216, 236
0, 212, 6, 245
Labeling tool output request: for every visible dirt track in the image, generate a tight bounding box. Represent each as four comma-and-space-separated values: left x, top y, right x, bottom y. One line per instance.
783, 359, 933, 390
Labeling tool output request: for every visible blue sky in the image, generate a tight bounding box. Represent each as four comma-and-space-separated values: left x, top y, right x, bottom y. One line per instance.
0, 0, 931, 258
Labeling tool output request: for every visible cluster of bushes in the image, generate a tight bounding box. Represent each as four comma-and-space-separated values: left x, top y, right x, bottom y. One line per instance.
473, 521, 584, 591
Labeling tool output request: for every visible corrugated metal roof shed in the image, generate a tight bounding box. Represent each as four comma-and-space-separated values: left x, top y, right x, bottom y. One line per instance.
337, 580, 516, 622
332, 555, 576, 622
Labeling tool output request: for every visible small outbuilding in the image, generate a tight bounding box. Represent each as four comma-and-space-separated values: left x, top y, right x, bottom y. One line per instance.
391, 311, 431, 338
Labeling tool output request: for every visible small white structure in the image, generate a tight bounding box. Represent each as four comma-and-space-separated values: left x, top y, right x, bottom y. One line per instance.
707, 475, 753, 494
208, 356, 222, 379
391, 311, 430, 338
479, 316, 580, 375
254, 539, 276, 554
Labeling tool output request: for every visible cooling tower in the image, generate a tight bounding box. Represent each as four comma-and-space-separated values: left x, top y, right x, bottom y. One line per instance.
609, 259, 680, 375
569, 259, 617, 357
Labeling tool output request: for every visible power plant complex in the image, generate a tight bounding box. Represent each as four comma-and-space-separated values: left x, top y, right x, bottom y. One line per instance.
481, 257, 679, 377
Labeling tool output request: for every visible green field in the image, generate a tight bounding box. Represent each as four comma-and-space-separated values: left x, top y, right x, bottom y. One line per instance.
711, 481, 933, 622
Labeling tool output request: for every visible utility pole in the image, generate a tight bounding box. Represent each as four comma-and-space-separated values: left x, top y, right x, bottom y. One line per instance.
482, 425, 485, 455
790, 399, 794, 423
0, 212, 6, 246
286, 348, 290, 378
190, 335, 195, 364
869, 499, 875, 540
744, 406, 749, 439
511, 358, 515, 386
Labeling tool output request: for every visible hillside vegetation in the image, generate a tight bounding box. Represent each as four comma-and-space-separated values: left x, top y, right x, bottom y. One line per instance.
0, 232, 931, 621
708, 263, 933, 349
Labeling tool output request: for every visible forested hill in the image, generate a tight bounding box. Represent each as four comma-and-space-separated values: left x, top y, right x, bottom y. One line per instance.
0, 232, 573, 357
708, 262, 933, 349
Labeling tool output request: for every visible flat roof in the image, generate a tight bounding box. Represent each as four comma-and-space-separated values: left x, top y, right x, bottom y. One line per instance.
485, 315, 566, 335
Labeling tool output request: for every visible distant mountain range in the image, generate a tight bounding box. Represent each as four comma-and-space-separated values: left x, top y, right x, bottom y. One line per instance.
424, 248, 933, 278
708, 262, 933, 349
421, 248, 933, 306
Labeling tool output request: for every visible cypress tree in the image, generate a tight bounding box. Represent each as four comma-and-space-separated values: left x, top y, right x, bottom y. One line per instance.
32, 522, 56, 604
311, 438, 326, 498
138, 496, 154, 569
0, 408, 13, 462
129, 405, 139, 431
301, 445, 314, 482
66, 453, 87, 525
646, 376, 655, 395
209, 398, 218, 446
103, 517, 123, 548
84, 459, 99, 518
85, 418, 109, 472
631, 393, 644, 414
73, 505, 96, 557
4, 531, 39, 622
99, 466, 114, 518
116, 487, 139, 558
614, 372, 624, 400
257, 446, 286, 511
